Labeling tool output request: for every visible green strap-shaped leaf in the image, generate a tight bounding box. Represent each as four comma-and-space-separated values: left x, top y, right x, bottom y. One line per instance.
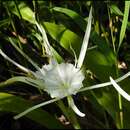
43, 22, 82, 56
0, 19, 9, 28
118, 1, 130, 51
52, 7, 86, 31
90, 31, 116, 65
13, 3, 35, 24
0, 92, 64, 129
110, 4, 123, 16
0, 76, 44, 90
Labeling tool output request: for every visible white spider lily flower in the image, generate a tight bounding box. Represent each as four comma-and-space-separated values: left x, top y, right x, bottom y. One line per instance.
110, 77, 130, 101
34, 63, 85, 117
35, 63, 84, 98
0, 48, 85, 117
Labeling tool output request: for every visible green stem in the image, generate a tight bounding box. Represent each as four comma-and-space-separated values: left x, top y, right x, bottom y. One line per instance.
115, 56, 123, 128
108, 4, 123, 128
118, 94, 123, 128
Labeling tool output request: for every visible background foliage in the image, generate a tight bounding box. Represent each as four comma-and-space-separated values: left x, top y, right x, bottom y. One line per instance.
0, 0, 130, 129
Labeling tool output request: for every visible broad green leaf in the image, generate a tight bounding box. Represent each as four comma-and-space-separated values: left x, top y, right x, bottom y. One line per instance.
110, 5, 123, 16
0, 92, 64, 129
85, 49, 116, 81
90, 31, 116, 65
52, 7, 86, 31
118, 1, 130, 51
13, 3, 36, 24
43, 22, 82, 56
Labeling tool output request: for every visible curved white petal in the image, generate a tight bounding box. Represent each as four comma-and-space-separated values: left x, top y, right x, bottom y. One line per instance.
110, 76, 130, 101
68, 96, 85, 117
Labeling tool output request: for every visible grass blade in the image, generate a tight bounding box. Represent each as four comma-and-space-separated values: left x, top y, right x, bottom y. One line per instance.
52, 7, 86, 31
110, 4, 123, 16
118, 1, 130, 52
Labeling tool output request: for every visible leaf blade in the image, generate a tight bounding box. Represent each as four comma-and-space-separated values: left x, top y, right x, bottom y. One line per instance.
118, 1, 130, 51
0, 92, 64, 129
